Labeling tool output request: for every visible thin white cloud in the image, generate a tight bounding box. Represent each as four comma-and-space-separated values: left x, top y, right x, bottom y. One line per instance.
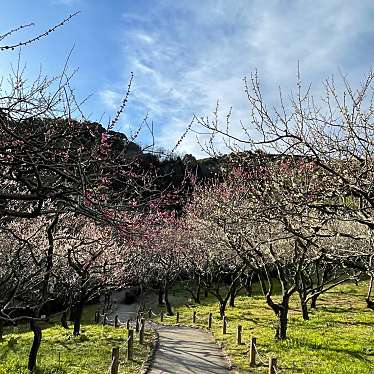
136, 32, 154, 45
99, 89, 121, 110
100, 0, 374, 157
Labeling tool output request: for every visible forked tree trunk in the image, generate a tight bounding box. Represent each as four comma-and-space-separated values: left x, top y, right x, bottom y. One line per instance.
219, 300, 228, 318
266, 293, 291, 340
186, 279, 202, 303
28, 320, 42, 371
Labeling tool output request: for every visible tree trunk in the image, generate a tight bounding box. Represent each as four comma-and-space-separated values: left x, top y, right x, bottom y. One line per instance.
42, 215, 59, 303
158, 288, 165, 305
164, 286, 174, 316
267, 293, 290, 340
366, 297, 374, 310
73, 302, 84, 336
194, 279, 201, 304
298, 291, 309, 320
219, 300, 227, 318
310, 294, 318, 309
104, 292, 112, 313
245, 276, 253, 297
275, 306, 289, 340
301, 302, 309, 320
69, 307, 76, 322
229, 287, 237, 307
28, 320, 42, 371
61, 311, 69, 329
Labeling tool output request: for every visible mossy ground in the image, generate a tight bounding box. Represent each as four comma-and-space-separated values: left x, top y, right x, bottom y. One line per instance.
148, 282, 374, 373
0, 305, 153, 373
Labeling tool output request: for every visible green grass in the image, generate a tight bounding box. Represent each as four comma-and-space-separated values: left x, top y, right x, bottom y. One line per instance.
0, 305, 153, 373
149, 282, 374, 373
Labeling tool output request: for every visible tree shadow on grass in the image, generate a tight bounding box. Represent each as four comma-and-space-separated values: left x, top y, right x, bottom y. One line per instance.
281, 336, 373, 363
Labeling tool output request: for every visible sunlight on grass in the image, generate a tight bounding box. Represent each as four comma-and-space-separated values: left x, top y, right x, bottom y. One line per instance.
149, 282, 374, 373
0, 306, 153, 374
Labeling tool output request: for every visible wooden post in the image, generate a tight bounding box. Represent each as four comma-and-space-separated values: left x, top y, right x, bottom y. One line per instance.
222, 316, 227, 334
160, 311, 164, 322
249, 337, 256, 367
176, 312, 180, 323
126, 319, 130, 329
127, 329, 134, 361
103, 314, 107, 326
114, 315, 119, 328
269, 357, 277, 374
237, 325, 242, 345
94, 311, 99, 323
148, 309, 152, 319
193, 311, 196, 323
110, 347, 119, 374
208, 313, 212, 329
135, 317, 140, 332
139, 318, 145, 344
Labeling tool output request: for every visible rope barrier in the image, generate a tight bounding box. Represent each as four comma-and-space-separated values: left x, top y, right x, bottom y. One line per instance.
107, 355, 116, 374
253, 342, 269, 366
102, 305, 283, 372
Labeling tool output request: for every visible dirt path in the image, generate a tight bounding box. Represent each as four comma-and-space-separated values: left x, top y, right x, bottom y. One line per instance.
149, 325, 230, 374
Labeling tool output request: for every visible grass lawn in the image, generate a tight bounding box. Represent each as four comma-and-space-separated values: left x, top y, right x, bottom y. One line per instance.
0, 305, 153, 373
148, 282, 374, 373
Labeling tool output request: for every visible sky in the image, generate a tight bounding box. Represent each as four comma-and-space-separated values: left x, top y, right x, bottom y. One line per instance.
1, 1, 374, 157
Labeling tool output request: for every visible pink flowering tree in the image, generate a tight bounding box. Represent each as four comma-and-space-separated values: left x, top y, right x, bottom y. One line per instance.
186, 153, 355, 339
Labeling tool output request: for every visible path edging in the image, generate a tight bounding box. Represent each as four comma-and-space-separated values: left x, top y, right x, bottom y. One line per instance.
139, 327, 159, 374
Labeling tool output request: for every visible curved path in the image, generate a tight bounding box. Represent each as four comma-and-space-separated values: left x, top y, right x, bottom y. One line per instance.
107, 293, 230, 374
149, 325, 229, 374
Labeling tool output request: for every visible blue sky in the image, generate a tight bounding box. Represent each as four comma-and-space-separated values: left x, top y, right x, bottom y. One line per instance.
1, 1, 374, 156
